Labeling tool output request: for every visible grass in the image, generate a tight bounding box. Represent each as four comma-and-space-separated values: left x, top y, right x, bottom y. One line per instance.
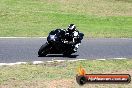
0, 59, 132, 88
0, 0, 132, 37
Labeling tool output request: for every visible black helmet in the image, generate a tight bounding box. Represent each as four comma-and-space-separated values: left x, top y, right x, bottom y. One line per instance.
68, 24, 76, 32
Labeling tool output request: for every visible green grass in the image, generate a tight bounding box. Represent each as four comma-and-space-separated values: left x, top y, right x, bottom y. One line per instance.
0, 60, 132, 87
0, 0, 132, 37
0, 60, 132, 84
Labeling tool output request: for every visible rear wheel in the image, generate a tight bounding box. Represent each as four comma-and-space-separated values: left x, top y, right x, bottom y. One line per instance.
38, 43, 49, 56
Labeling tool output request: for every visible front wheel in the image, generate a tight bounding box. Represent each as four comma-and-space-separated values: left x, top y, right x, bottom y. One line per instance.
38, 43, 49, 57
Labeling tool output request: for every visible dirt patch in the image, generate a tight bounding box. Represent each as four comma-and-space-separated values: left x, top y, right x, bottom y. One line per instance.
0, 79, 75, 88
45, 79, 75, 88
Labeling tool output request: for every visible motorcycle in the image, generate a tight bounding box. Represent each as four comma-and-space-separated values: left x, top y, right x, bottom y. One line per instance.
38, 29, 84, 57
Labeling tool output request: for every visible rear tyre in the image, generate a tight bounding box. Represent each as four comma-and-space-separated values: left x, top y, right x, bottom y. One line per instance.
38, 43, 49, 57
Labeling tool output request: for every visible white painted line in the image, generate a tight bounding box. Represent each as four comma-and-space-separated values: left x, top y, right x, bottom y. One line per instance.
96, 59, 106, 60
0, 63, 14, 66
0, 58, 110, 66
46, 61, 54, 63
0, 63, 7, 66
6, 63, 18, 66
33, 61, 44, 64
0, 59, 87, 66
113, 58, 127, 60
46, 60, 66, 63
0, 37, 46, 39
0, 58, 128, 66
48, 59, 86, 62
68, 59, 86, 62
53, 60, 66, 62
0, 62, 27, 66
15, 62, 27, 64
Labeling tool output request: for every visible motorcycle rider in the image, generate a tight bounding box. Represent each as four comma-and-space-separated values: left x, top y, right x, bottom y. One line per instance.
64, 24, 81, 52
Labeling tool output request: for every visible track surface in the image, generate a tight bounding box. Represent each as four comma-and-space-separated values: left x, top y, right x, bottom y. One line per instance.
0, 38, 132, 63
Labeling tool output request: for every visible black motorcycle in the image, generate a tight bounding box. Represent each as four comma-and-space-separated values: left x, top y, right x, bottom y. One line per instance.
38, 29, 84, 57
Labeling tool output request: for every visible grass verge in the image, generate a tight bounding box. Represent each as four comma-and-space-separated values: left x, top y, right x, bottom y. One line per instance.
0, 0, 132, 37
0, 59, 132, 88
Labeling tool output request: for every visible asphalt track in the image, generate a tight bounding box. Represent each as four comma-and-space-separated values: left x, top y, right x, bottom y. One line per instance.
0, 38, 132, 63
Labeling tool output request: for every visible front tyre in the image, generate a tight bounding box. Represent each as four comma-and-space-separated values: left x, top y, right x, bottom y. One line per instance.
38, 43, 49, 57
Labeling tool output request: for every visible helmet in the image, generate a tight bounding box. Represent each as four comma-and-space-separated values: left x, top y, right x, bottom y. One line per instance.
67, 24, 76, 32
